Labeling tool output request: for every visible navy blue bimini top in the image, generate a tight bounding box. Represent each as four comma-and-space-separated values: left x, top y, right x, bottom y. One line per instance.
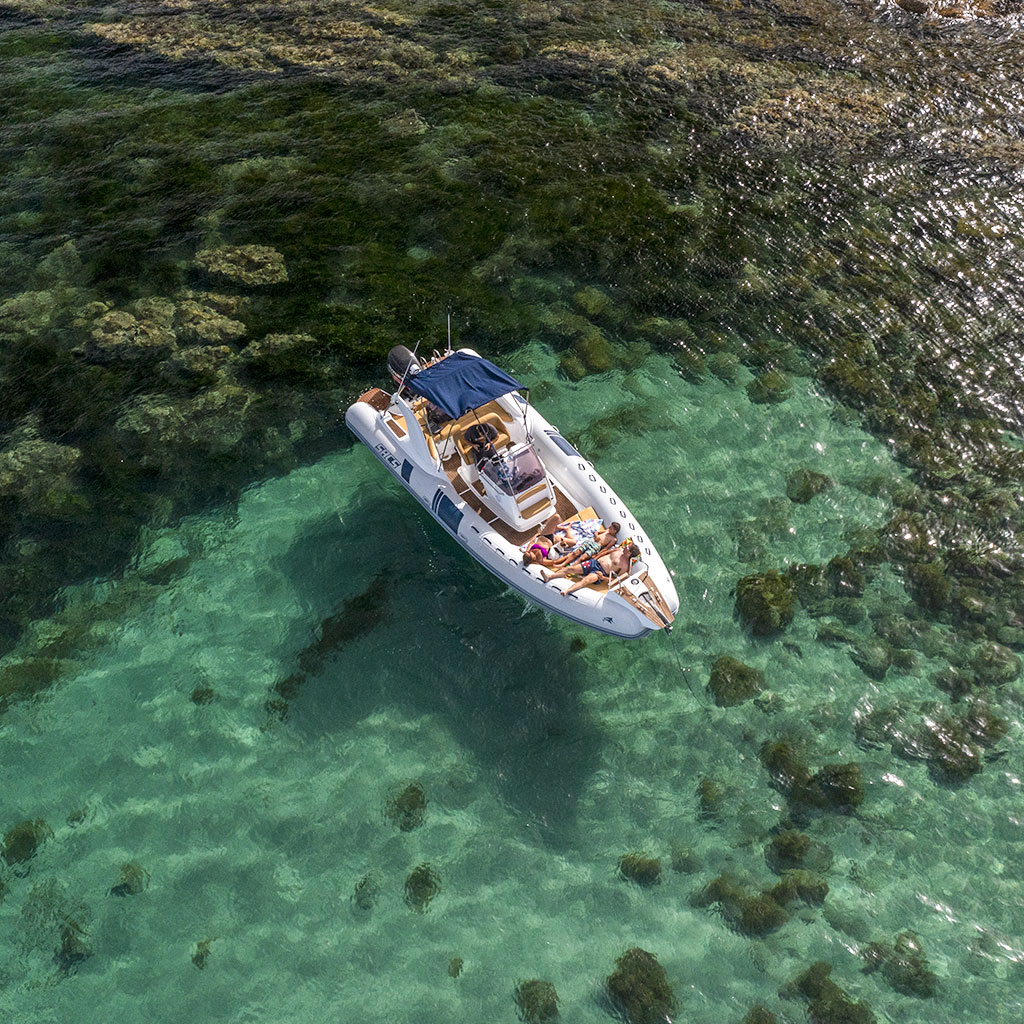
408, 352, 523, 419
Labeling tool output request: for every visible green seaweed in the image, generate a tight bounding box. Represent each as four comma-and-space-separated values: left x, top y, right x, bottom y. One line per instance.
618, 852, 662, 887
386, 783, 427, 832
735, 572, 796, 637
606, 947, 677, 1024
109, 861, 150, 897
3, 818, 53, 867
514, 979, 560, 1023
783, 961, 876, 1024
404, 863, 441, 912
708, 656, 764, 706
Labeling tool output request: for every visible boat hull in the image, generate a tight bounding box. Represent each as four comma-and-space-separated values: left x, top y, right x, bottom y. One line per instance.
345, 380, 678, 639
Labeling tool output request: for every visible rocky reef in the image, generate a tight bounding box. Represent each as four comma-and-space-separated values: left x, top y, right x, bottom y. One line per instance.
606, 947, 677, 1024
760, 741, 865, 814
404, 863, 440, 912
385, 782, 427, 832
861, 930, 938, 997
735, 573, 796, 637
3, 818, 53, 868
618, 852, 662, 887
514, 979, 560, 1023
708, 656, 765, 706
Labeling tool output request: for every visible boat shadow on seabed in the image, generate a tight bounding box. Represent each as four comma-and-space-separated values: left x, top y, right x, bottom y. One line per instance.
261, 487, 605, 848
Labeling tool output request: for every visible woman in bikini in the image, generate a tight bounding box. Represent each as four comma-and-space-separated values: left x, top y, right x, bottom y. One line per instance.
522, 513, 567, 567
522, 516, 617, 567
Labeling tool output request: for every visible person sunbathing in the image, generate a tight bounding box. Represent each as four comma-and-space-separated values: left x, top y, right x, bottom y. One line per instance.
542, 542, 640, 595
538, 522, 620, 569
523, 519, 618, 567
522, 512, 568, 566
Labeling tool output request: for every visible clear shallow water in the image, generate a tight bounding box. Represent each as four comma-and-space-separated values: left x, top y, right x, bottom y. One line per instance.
4, 1, 1024, 1020
3, 348, 1021, 1022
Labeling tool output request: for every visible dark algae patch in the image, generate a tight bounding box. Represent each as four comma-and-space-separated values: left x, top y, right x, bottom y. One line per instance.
3, 818, 53, 868
514, 979, 559, 1023
606, 947, 676, 1024
404, 863, 440, 913
385, 782, 427, 832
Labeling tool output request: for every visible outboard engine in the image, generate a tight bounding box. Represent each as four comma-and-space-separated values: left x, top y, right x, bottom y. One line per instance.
387, 345, 422, 390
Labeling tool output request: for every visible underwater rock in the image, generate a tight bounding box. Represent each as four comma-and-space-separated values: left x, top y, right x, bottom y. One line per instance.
3, 818, 53, 867
19, 878, 92, 971
192, 937, 214, 969
905, 562, 951, 613
826, 556, 865, 598
160, 344, 236, 386
782, 961, 876, 1024
383, 108, 430, 137
707, 351, 740, 382
404, 863, 440, 912
448, 957, 463, 978
694, 874, 789, 937
573, 329, 615, 375
558, 351, 587, 381
746, 369, 792, 404
788, 563, 829, 608
618, 852, 662, 887
831, 599, 865, 626
970, 641, 1021, 686
760, 740, 812, 794
175, 298, 246, 345
242, 333, 321, 381
770, 869, 829, 906
735, 572, 796, 636
765, 829, 833, 874
802, 762, 865, 812
194, 244, 288, 286
385, 782, 427, 832
961, 699, 1008, 747
109, 861, 150, 897
573, 285, 614, 318
697, 776, 728, 820
353, 874, 379, 912
296, 576, 391, 677
768, 831, 815, 877
264, 578, 390, 722
0, 658, 64, 710
850, 639, 892, 681
190, 686, 215, 705
743, 1007, 778, 1024
672, 346, 706, 382
0, 424, 83, 507
861, 931, 937, 997
56, 919, 92, 973
606, 947, 677, 1024
786, 468, 832, 504
82, 308, 177, 363
114, 386, 253, 467
761, 743, 865, 813
669, 841, 701, 874
918, 711, 983, 784
708, 656, 764, 706
514, 979, 560, 1022
933, 666, 976, 701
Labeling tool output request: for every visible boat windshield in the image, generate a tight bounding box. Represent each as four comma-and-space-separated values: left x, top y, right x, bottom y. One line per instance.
481, 445, 546, 496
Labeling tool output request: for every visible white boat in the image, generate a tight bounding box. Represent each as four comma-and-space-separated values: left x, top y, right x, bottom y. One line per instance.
345, 345, 678, 638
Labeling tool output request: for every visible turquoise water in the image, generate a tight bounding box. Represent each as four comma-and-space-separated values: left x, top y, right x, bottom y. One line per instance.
5, 349, 1019, 1021
4, 2, 1024, 1020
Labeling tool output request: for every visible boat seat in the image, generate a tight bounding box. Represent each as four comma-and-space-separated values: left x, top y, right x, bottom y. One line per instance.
455, 413, 511, 464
